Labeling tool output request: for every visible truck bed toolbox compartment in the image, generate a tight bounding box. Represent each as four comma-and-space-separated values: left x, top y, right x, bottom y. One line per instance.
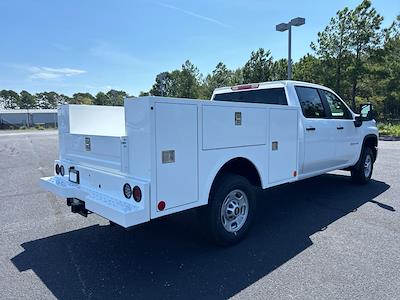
62, 134, 129, 173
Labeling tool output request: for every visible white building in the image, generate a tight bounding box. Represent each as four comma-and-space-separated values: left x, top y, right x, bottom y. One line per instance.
0, 109, 57, 128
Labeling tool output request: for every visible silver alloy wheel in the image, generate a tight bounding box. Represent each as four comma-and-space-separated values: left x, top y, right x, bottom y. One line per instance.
220, 189, 249, 233
364, 153, 372, 178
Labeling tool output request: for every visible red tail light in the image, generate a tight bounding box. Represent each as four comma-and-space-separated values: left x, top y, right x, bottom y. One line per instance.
133, 186, 142, 202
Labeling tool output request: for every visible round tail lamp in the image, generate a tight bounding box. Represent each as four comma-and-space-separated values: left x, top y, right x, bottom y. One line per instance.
55, 164, 60, 175
123, 183, 132, 199
133, 186, 142, 202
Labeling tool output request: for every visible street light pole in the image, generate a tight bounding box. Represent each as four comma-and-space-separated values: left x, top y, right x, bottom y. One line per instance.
288, 25, 292, 80
276, 17, 305, 80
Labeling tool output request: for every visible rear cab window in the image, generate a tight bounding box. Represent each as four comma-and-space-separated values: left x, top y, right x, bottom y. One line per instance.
295, 86, 326, 118
213, 87, 288, 105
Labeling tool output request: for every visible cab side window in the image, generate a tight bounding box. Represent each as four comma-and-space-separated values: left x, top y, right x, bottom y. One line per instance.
295, 86, 326, 118
320, 90, 352, 119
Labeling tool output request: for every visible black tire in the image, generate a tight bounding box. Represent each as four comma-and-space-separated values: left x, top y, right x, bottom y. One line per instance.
351, 147, 374, 184
199, 173, 256, 246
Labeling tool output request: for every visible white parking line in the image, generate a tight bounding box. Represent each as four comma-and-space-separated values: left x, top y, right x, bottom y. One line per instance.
0, 130, 58, 137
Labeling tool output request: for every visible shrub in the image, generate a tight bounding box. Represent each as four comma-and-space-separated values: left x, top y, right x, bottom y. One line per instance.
378, 123, 400, 136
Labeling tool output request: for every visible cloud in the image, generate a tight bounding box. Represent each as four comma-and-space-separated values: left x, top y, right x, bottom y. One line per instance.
91, 42, 145, 66
84, 84, 115, 92
157, 2, 230, 28
29, 66, 86, 79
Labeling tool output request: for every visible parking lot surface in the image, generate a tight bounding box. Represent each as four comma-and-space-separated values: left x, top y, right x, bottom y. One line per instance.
0, 130, 399, 299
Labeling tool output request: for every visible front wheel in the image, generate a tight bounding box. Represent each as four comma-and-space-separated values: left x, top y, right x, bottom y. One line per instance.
200, 173, 256, 246
351, 147, 374, 184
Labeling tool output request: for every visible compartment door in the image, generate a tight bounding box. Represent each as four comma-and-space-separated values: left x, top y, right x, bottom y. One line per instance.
155, 102, 198, 211
268, 108, 298, 184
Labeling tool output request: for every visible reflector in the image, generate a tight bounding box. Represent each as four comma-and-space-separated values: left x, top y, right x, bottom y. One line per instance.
158, 201, 166, 211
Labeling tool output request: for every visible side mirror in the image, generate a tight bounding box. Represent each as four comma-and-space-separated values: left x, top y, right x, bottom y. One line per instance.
359, 103, 375, 121
354, 115, 363, 127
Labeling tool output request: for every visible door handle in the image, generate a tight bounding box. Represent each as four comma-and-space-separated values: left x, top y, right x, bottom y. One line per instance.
306, 127, 316, 131
337, 126, 344, 130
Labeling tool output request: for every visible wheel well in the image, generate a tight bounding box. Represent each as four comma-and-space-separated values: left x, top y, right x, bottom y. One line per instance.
212, 157, 262, 191
363, 135, 378, 161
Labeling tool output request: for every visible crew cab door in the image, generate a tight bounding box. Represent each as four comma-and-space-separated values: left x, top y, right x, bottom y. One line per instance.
319, 89, 359, 165
295, 86, 336, 174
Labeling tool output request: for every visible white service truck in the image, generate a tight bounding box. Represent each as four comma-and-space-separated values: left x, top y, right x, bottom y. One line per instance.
40, 81, 378, 245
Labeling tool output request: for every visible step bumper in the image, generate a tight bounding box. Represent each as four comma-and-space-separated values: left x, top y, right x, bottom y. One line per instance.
40, 176, 150, 227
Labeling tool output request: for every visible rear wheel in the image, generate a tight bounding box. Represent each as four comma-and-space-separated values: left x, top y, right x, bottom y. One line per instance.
351, 147, 374, 184
200, 173, 256, 246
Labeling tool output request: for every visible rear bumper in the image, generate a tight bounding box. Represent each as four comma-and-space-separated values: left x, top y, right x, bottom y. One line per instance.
40, 168, 150, 227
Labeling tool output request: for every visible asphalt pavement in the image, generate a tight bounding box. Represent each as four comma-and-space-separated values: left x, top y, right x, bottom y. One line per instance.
0, 130, 399, 299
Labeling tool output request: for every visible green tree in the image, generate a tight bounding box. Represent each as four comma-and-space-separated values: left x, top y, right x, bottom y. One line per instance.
383, 15, 400, 42
19, 91, 36, 109
293, 54, 323, 84
149, 61, 202, 99
272, 58, 288, 80
71, 92, 95, 105
106, 90, 127, 106
36, 91, 61, 109
58, 94, 71, 105
242, 48, 273, 83
94, 92, 109, 105
311, 7, 352, 96
348, 0, 383, 109
0, 90, 20, 109
230, 68, 244, 85
202, 62, 233, 99
139, 91, 150, 96
375, 17, 400, 119
150, 71, 178, 96
164, 70, 181, 97
177, 60, 201, 98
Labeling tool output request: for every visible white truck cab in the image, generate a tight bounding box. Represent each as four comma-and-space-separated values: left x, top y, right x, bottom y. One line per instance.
40, 81, 378, 245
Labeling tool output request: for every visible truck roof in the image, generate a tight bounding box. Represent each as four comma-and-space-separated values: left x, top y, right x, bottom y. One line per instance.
212, 80, 331, 96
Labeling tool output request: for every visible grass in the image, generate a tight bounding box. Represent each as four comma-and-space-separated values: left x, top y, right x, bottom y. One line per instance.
378, 123, 400, 137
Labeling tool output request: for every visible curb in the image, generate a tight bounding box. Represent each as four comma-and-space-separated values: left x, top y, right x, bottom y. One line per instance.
379, 136, 400, 141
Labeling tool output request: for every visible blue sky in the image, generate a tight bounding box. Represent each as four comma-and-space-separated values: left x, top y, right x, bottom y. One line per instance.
0, 0, 398, 96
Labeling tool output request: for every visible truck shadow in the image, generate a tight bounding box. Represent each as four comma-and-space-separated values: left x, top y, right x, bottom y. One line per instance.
12, 174, 391, 300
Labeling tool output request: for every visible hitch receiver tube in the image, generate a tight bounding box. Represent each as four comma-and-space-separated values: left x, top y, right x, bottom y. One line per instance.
67, 198, 89, 217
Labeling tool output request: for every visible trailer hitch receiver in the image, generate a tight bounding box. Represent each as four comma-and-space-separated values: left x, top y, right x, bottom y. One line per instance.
67, 198, 89, 217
